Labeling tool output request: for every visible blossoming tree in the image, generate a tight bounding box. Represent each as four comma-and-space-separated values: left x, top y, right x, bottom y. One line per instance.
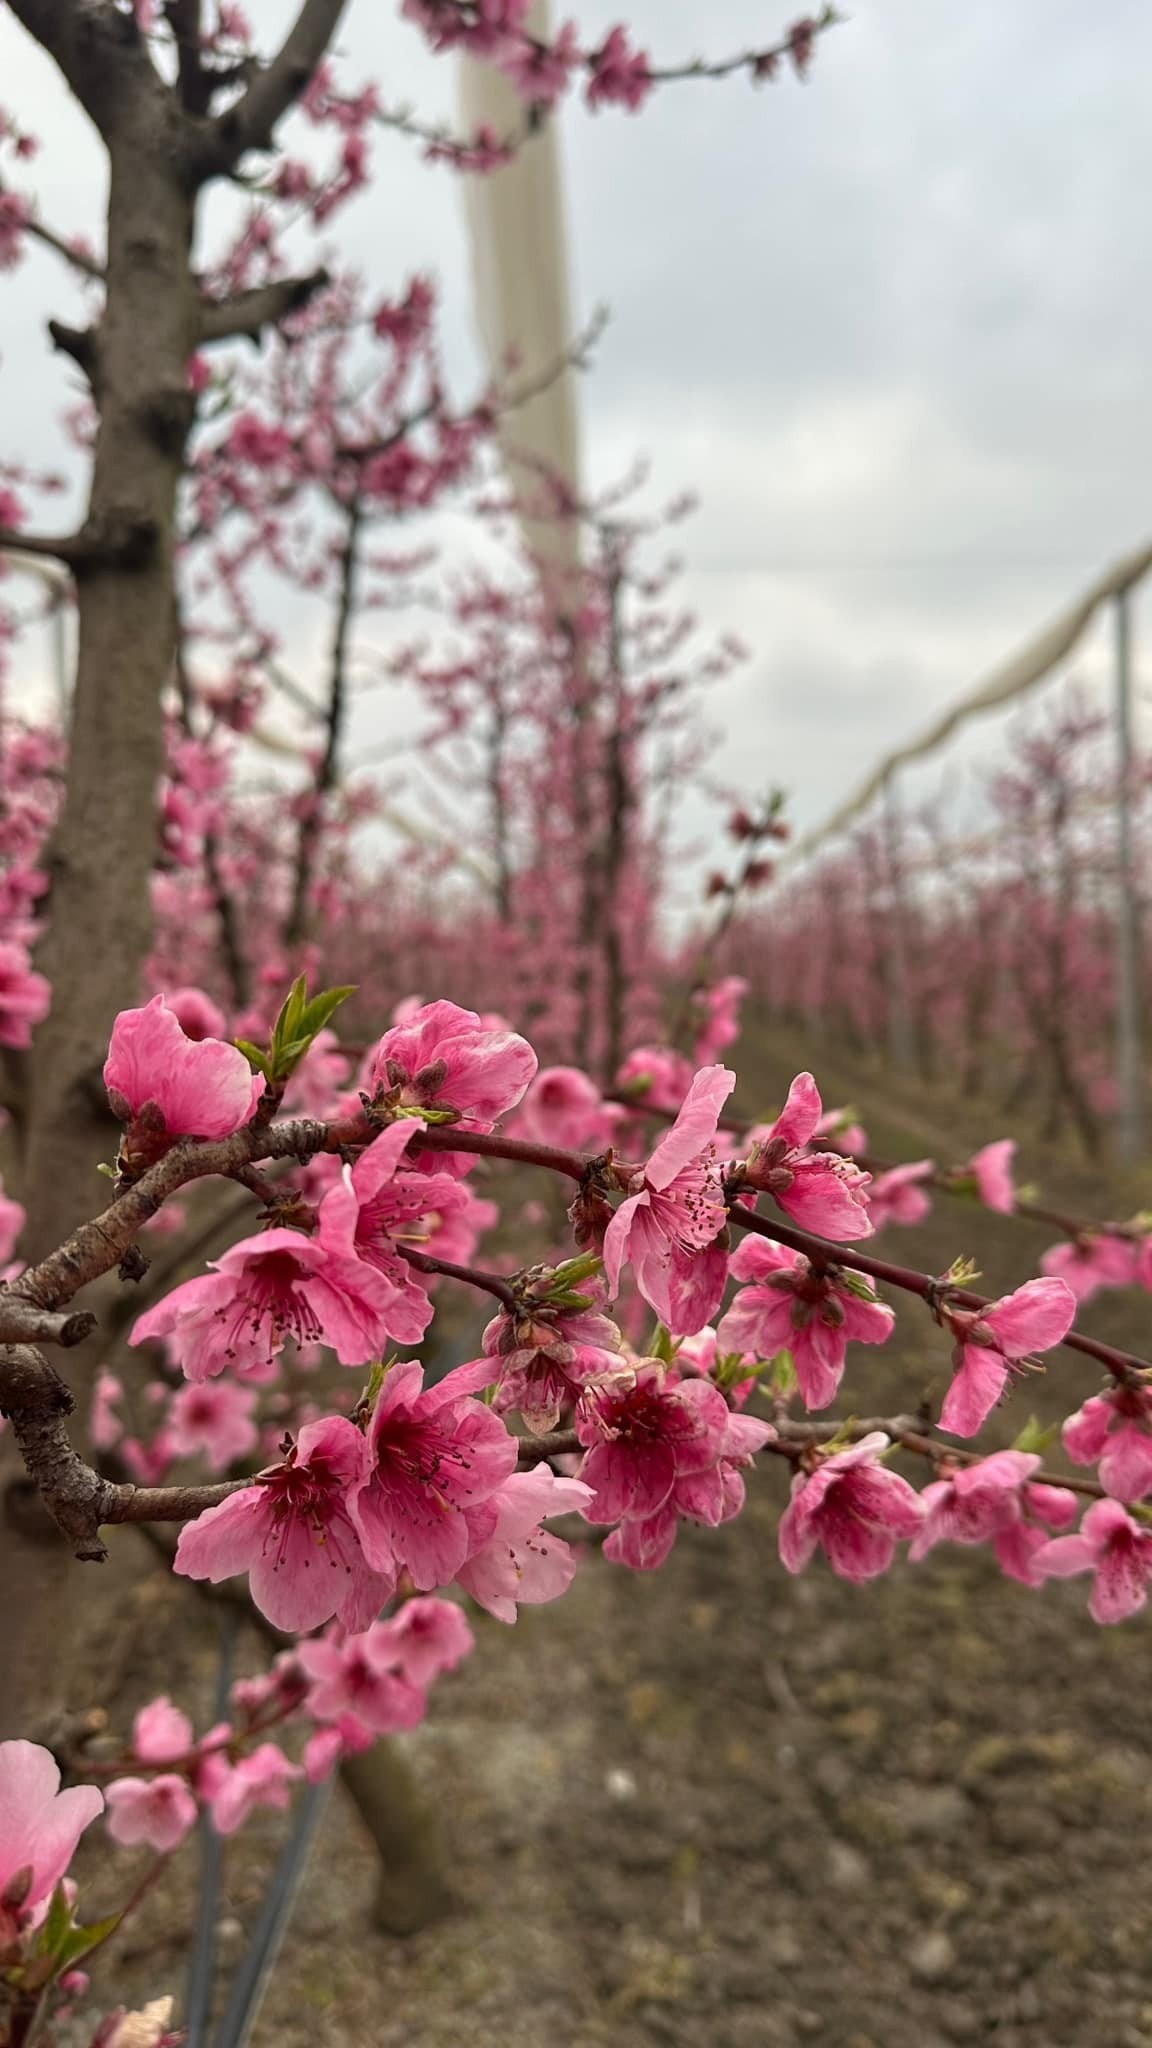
5, 4, 1152, 2042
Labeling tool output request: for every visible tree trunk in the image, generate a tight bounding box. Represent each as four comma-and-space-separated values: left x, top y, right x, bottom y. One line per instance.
1, 95, 199, 1737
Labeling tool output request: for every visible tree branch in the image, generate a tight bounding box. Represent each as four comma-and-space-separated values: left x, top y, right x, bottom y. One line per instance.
21, 213, 105, 282
199, 267, 330, 344
0, 528, 85, 568
206, 0, 352, 168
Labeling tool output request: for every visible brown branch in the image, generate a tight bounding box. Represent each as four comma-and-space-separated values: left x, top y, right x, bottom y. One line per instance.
0, 1347, 116, 1561
199, 267, 330, 345
23, 214, 105, 281
0, 1297, 96, 1350
397, 1245, 517, 1312
207, 0, 353, 168
729, 1201, 1151, 1388
284, 490, 361, 947
0, 527, 85, 568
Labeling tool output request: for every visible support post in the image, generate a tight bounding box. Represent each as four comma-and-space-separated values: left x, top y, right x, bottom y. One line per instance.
881, 769, 915, 1072
1113, 584, 1145, 1162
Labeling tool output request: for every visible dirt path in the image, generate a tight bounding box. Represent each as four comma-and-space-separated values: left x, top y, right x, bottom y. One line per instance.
76, 1025, 1152, 2048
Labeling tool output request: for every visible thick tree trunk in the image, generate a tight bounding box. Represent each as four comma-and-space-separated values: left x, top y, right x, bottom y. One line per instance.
26, 137, 197, 1253
0, 96, 199, 1738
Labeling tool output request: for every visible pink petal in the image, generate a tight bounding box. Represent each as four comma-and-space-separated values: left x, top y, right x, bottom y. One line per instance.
645, 1065, 735, 1192
984, 1277, 1076, 1358
939, 1344, 1008, 1437
769, 1071, 822, 1151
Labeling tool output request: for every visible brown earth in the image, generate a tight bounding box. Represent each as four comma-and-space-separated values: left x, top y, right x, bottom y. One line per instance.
67, 1024, 1152, 2048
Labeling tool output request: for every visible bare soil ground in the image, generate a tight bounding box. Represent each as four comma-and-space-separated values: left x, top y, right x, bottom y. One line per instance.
71, 1024, 1152, 2048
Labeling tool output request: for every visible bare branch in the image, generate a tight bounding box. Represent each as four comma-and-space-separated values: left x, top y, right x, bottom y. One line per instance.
47, 318, 98, 380
0, 1347, 114, 1561
0, 528, 84, 568
20, 212, 105, 282
206, 0, 352, 168
0, 1298, 96, 1350
199, 267, 330, 345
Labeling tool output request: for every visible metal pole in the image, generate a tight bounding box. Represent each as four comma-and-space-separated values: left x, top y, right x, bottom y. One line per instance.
1113, 585, 1145, 1161
881, 769, 915, 1071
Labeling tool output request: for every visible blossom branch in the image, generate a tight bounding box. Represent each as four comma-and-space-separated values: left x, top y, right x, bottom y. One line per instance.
729, 1202, 1150, 1386
396, 1245, 517, 1311
208, 0, 353, 167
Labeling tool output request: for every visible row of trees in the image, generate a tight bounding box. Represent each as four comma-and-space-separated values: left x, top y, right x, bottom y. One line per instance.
740, 688, 1150, 1154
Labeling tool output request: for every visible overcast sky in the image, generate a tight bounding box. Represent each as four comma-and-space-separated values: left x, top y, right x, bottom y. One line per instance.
3, 0, 1151, 879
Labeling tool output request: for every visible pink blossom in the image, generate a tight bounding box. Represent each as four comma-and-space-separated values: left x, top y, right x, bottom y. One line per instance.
120, 1432, 175, 1486
515, 1066, 621, 1153
576, 1362, 731, 1525
1040, 1232, 1138, 1304
351, 1359, 519, 1590
174, 1416, 393, 1632
132, 1226, 410, 1380
0, 192, 29, 272
368, 997, 537, 1123
105, 994, 263, 1140
692, 976, 747, 1066
296, 1629, 427, 1734
778, 1433, 924, 1583
132, 1696, 194, 1765
603, 1066, 735, 1336
89, 1367, 123, 1451
909, 1449, 1078, 1586
456, 1464, 593, 1621
1035, 1497, 1152, 1623
478, 1281, 623, 1434
304, 1716, 375, 1783
104, 1775, 198, 1854
603, 1408, 774, 1570
163, 986, 228, 1043
968, 1139, 1016, 1213
0, 1740, 103, 1908
940, 1277, 1077, 1437
375, 1596, 475, 1686
0, 941, 50, 1047
1063, 1386, 1152, 1503
615, 1045, 693, 1113
718, 1235, 894, 1411
498, 18, 580, 106
167, 1381, 258, 1470
91, 1999, 176, 2048
0, 1182, 24, 1266
586, 25, 653, 111
315, 1121, 437, 1344
201, 1743, 300, 1835
745, 1073, 873, 1241
866, 1160, 934, 1233
812, 1107, 869, 1156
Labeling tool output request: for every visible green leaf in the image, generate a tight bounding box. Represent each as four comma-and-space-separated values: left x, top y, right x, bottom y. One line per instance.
547, 1252, 604, 1291
36, 1884, 72, 1959
1012, 1414, 1061, 1456
263, 978, 358, 1084
298, 986, 356, 1037
649, 1323, 680, 1365
769, 1349, 797, 1395
54, 1911, 122, 1971
31, 1887, 122, 1985
234, 1039, 272, 1079
837, 1268, 879, 1303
